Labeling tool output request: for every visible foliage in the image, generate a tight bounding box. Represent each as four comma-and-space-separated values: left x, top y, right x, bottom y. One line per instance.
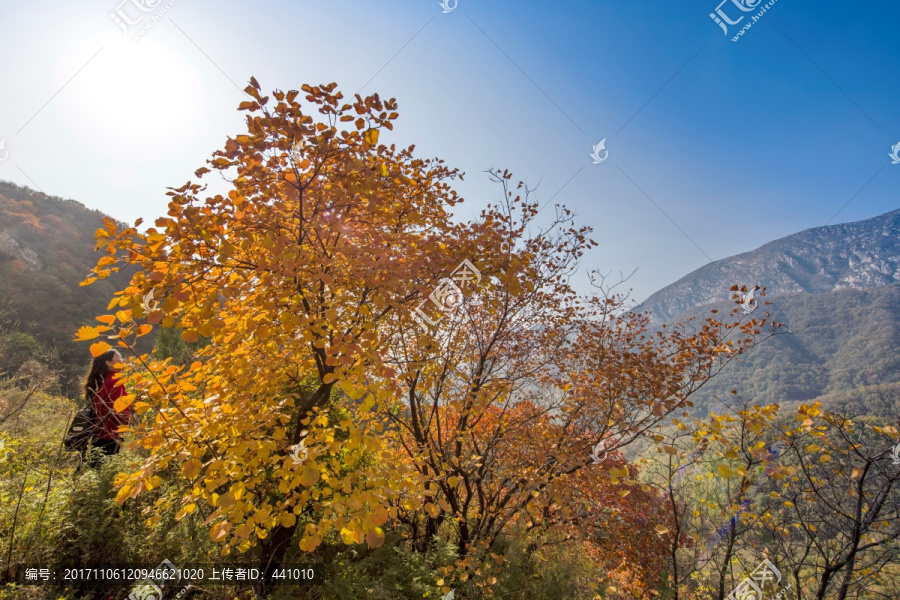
1, 80, 897, 600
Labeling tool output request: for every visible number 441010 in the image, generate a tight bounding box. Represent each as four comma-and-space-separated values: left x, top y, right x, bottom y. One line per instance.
271, 568, 315, 580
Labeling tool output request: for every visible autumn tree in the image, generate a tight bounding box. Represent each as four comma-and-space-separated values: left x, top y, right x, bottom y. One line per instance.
759, 405, 900, 600
649, 398, 786, 600
377, 171, 782, 594
77, 79, 490, 591
78, 78, 788, 597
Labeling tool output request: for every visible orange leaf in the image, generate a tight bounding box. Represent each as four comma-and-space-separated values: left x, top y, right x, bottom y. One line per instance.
75, 326, 100, 341
90, 341, 112, 357
182, 458, 202, 479
366, 527, 385, 548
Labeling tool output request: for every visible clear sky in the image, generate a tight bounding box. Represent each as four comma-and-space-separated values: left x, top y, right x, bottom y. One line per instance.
0, 0, 897, 303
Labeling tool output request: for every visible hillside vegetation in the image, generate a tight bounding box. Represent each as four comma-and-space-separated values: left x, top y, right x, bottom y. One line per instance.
650, 283, 900, 416
0, 181, 151, 396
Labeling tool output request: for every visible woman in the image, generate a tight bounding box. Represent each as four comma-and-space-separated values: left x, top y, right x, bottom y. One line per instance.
83, 349, 133, 465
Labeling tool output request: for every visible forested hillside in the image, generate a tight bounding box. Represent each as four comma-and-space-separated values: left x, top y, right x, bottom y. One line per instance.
0, 181, 151, 396
655, 283, 900, 416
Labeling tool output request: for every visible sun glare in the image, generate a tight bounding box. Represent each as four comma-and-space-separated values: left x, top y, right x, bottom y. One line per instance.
57, 33, 209, 162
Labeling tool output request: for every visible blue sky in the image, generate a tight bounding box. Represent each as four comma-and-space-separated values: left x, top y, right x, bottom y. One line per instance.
0, 0, 897, 303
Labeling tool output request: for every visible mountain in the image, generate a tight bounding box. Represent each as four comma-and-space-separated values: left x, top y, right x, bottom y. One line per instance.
636, 209, 900, 324
660, 283, 900, 415
634, 208, 900, 416
0, 181, 150, 396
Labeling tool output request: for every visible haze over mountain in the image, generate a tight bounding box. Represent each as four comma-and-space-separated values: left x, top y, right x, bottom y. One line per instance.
637, 209, 900, 324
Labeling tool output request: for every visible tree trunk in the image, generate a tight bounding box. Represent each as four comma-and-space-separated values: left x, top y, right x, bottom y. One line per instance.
256, 522, 298, 596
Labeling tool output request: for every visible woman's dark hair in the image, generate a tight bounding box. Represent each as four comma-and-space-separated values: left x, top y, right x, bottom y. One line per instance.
84, 349, 119, 402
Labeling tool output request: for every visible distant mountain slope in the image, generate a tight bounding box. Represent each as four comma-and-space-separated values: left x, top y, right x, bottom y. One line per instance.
0, 181, 150, 396
636, 209, 900, 324
661, 283, 900, 415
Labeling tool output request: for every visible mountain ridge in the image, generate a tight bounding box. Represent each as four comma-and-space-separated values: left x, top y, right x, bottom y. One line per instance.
636, 209, 900, 323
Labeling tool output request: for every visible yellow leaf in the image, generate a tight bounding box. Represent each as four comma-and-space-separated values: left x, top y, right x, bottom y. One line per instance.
90, 341, 112, 357
115, 484, 133, 504
851, 467, 863, 480
718, 464, 733, 478
819, 454, 832, 463
806, 444, 820, 454
447, 476, 460, 488
655, 524, 669, 535
364, 129, 379, 145
340, 528, 357, 545
75, 326, 100, 341
182, 459, 202, 479
115, 310, 132, 323
96, 315, 116, 325
281, 513, 297, 528
210, 521, 231, 542
182, 329, 201, 344
610, 466, 629, 479
113, 394, 136, 412
299, 466, 319, 487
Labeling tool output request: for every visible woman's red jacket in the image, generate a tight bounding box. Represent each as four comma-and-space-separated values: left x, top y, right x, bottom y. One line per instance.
91, 371, 133, 441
